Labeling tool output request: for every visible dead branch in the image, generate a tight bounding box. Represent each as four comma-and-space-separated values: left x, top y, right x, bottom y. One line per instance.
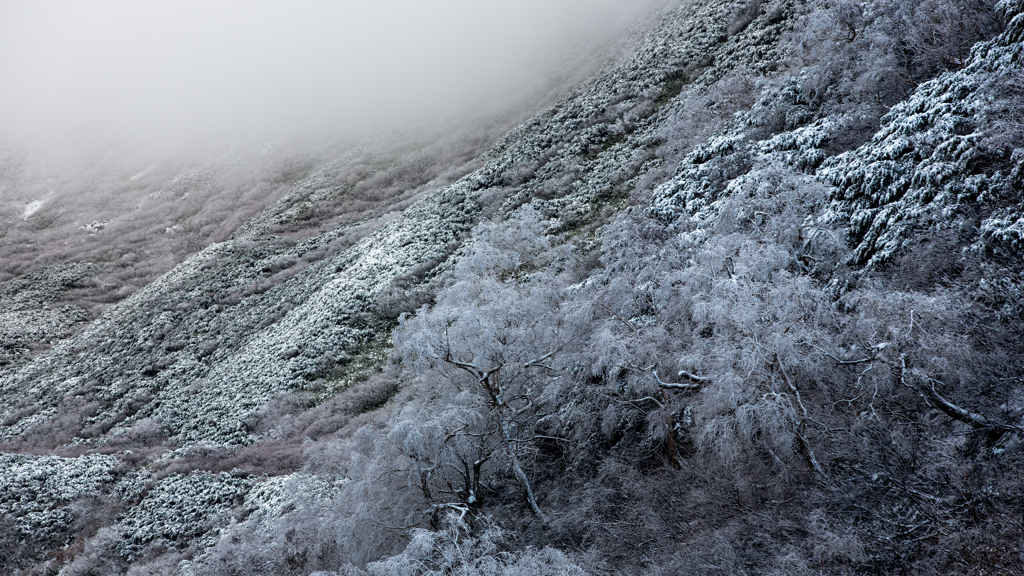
900, 354, 1023, 435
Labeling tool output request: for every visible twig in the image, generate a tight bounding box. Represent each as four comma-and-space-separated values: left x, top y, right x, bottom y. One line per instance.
812, 343, 875, 365
596, 302, 641, 338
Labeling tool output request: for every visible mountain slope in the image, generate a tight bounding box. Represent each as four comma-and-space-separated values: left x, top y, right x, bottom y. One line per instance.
2, 0, 1022, 574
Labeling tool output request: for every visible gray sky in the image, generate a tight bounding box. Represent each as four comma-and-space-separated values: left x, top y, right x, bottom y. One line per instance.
0, 1, 657, 152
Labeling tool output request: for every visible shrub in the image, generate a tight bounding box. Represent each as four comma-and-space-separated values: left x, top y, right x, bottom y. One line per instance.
362, 512, 587, 576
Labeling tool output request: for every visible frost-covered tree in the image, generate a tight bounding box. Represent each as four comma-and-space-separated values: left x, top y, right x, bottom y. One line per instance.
394, 208, 576, 524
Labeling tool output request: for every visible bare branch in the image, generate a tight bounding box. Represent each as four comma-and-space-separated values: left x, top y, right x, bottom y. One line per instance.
523, 351, 556, 369
900, 354, 1023, 435
813, 343, 874, 365
596, 302, 641, 338
778, 361, 826, 479
443, 351, 484, 379
651, 369, 707, 390
677, 370, 712, 383
596, 391, 663, 411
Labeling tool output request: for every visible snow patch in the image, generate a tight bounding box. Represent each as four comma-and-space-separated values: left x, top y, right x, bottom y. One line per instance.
129, 163, 159, 182
23, 199, 44, 219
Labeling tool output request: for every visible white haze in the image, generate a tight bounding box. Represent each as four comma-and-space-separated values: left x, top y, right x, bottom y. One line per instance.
0, 0, 659, 153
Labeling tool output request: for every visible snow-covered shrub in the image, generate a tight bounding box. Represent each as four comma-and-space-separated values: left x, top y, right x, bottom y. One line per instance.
727, 0, 765, 37
790, 0, 1001, 116
819, 0, 1022, 267
0, 452, 135, 572
363, 512, 586, 576
116, 470, 254, 559
636, 69, 762, 200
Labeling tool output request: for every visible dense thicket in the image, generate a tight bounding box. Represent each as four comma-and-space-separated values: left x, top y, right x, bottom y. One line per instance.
198, 174, 1018, 574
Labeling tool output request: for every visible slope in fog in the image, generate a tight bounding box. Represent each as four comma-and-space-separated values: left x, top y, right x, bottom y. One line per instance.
2, 0, 1022, 575
0, 0, 659, 325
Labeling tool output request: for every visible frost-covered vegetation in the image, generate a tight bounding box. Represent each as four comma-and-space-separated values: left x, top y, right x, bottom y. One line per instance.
2, 0, 1023, 574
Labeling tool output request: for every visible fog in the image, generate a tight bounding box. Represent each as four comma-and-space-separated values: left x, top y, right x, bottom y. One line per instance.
0, 1, 662, 294
0, 0, 659, 153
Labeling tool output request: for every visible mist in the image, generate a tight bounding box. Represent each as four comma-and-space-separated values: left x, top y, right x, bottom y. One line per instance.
0, 0, 659, 153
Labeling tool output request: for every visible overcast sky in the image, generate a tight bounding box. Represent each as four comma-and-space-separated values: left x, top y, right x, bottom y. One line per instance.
0, 1, 657, 153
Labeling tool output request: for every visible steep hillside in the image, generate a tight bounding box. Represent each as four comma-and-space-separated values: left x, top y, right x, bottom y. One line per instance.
2, 0, 1022, 574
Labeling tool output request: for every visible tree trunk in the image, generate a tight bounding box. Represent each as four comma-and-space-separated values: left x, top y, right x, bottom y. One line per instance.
510, 452, 549, 526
